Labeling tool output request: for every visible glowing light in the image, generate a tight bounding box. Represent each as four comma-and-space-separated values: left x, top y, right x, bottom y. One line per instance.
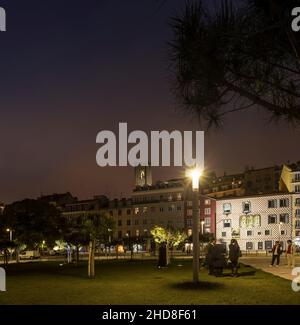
187, 168, 202, 190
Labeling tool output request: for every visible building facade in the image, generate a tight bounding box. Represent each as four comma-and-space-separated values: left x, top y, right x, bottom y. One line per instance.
216, 193, 300, 251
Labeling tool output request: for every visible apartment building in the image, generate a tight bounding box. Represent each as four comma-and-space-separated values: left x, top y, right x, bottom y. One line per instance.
216, 193, 300, 251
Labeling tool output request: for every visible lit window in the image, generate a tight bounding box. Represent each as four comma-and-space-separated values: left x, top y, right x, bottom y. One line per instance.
243, 201, 251, 214
204, 208, 211, 215
134, 208, 140, 215
223, 219, 231, 228
143, 207, 148, 213
223, 203, 231, 214
205, 199, 211, 205
204, 217, 210, 226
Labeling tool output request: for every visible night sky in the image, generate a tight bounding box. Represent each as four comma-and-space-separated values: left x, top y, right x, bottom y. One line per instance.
0, 0, 300, 203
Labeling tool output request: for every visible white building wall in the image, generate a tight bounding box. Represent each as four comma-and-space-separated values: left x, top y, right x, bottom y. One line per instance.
216, 194, 293, 252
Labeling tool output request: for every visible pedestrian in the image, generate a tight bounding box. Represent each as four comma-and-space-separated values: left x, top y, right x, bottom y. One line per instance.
270, 241, 282, 267
211, 240, 226, 277
228, 239, 241, 277
286, 240, 296, 268
206, 238, 216, 275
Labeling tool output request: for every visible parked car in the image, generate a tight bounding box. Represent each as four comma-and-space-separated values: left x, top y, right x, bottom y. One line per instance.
19, 251, 40, 260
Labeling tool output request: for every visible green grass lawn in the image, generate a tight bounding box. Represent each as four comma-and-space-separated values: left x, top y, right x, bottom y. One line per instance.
0, 259, 299, 305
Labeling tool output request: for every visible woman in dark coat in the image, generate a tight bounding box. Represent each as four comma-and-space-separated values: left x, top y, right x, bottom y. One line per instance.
228, 239, 241, 277
211, 240, 226, 277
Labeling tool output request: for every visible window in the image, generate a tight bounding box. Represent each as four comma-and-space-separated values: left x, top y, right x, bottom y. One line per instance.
295, 220, 300, 229
177, 206, 182, 211
265, 230, 271, 236
279, 214, 289, 224
247, 230, 252, 236
279, 198, 289, 208
118, 220, 122, 227
265, 241, 273, 250
159, 207, 164, 212
295, 173, 300, 182
118, 210, 122, 216
134, 208, 140, 215
143, 219, 147, 225
296, 185, 300, 193
223, 219, 231, 228
205, 199, 211, 205
143, 207, 148, 213
268, 215, 277, 224
127, 209, 131, 215
281, 230, 286, 235
223, 203, 232, 214
222, 232, 226, 237
243, 201, 251, 214
204, 208, 211, 215
134, 220, 139, 226
257, 231, 262, 235
151, 207, 156, 213
268, 200, 277, 208
296, 209, 300, 217
187, 201, 193, 207
258, 242, 263, 250
109, 210, 113, 217
136, 230, 140, 237
246, 242, 253, 250
177, 193, 182, 201
296, 198, 300, 206
204, 217, 211, 226
187, 219, 192, 227
126, 231, 131, 237
127, 219, 131, 226
187, 209, 192, 217
118, 231, 122, 239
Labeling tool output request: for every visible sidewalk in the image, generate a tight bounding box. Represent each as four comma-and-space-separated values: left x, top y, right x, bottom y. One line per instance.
241, 256, 299, 280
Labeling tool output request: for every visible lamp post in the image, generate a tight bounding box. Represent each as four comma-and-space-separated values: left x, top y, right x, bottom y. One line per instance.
279, 222, 283, 243
6, 228, 12, 242
188, 168, 202, 284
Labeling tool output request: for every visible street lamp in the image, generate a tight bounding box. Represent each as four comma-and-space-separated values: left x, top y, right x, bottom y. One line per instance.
187, 168, 202, 284
6, 228, 12, 242
279, 222, 283, 242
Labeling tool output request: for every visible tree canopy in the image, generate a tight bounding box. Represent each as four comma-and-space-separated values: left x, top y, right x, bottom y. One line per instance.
169, 0, 300, 128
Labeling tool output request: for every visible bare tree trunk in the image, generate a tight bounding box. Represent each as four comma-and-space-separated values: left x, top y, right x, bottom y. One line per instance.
88, 239, 96, 278
76, 245, 79, 266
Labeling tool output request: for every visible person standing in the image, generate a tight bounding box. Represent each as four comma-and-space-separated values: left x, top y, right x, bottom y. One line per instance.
228, 239, 241, 277
206, 239, 216, 275
286, 240, 296, 268
270, 241, 282, 267
212, 240, 226, 277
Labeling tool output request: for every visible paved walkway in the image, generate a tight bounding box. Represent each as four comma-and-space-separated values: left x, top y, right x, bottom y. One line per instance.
241, 256, 300, 280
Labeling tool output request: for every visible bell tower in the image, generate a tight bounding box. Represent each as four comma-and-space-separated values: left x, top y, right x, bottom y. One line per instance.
135, 166, 152, 187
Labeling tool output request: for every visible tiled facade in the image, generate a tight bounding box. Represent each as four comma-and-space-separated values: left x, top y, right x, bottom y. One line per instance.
216, 193, 300, 251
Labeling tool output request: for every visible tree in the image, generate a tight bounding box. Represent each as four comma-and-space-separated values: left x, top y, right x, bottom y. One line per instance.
151, 226, 187, 266
123, 236, 144, 260
0, 199, 62, 259
83, 213, 115, 278
62, 217, 89, 266
169, 0, 300, 128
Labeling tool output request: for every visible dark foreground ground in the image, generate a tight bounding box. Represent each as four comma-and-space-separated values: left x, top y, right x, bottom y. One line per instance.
0, 259, 299, 305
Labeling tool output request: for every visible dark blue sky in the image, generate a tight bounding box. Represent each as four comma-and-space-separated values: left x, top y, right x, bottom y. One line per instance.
0, 0, 299, 203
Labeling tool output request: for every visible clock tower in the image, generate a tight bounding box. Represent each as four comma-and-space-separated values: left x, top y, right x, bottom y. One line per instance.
135, 166, 152, 188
